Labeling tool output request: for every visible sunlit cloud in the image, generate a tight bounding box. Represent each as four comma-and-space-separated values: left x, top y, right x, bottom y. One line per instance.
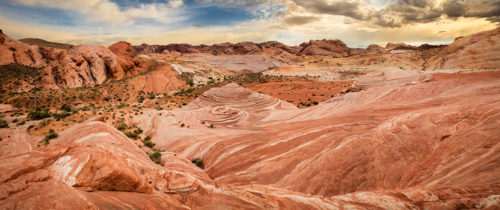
0, 0, 498, 47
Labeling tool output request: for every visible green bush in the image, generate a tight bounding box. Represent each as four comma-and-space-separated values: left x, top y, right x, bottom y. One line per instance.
60, 104, 71, 112
191, 158, 204, 169
144, 140, 155, 148
80, 105, 91, 111
134, 128, 143, 134
44, 129, 58, 145
149, 150, 163, 165
117, 103, 128, 109
125, 132, 138, 139
144, 135, 151, 141
116, 123, 128, 130
0, 119, 8, 128
28, 109, 51, 120
137, 96, 144, 103
52, 112, 71, 120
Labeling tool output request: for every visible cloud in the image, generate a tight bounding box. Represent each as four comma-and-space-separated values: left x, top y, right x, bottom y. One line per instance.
284, 15, 321, 26
289, 0, 365, 20
282, 0, 500, 27
7, 0, 183, 24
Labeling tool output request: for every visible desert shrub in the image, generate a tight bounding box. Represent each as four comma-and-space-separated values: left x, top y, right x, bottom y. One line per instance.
80, 105, 91, 111
144, 140, 155, 148
52, 112, 71, 120
116, 123, 128, 130
44, 129, 58, 144
186, 79, 194, 87
180, 123, 185, 127
137, 96, 144, 103
117, 103, 128, 109
134, 128, 143, 134
149, 150, 163, 165
148, 94, 155, 100
28, 109, 51, 120
60, 104, 71, 112
0, 119, 8, 128
125, 132, 138, 139
191, 158, 204, 169
144, 135, 151, 141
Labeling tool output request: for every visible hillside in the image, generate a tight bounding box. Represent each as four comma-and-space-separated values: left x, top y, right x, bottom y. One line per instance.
19, 38, 73, 50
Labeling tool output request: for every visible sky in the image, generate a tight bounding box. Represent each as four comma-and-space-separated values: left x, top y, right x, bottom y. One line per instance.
0, 0, 499, 48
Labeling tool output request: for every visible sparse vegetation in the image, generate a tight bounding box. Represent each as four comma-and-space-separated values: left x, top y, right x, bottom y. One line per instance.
125, 132, 139, 139
44, 129, 58, 145
144, 140, 155, 148
116, 123, 128, 130
117, 103, 128, 109
191, 157, 204, 169
28, 109, 51, 120
0, 119, 8, 128
149, 149, 163, 165
52, 112, 71, 120
19, 38, 73, 50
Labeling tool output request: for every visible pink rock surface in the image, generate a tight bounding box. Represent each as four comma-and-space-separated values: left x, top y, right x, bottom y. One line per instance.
0, 33, 138, 90
5, 119, 495, 209
428, 27, 500, 70
137, 70, 500, 203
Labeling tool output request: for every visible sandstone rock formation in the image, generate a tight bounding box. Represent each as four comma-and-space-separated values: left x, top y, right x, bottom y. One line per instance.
134, 70, 500, 208
0, 31, 140, 90
298, 39, 351, 57
5, 119, 498, 209
366, 44, 383, 51
0, 32, 45, 68
427, 27, 500, 70
133, 39, 351, 57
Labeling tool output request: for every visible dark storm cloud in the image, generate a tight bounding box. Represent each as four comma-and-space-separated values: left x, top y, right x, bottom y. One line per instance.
374, 0, 443, 27
286, 0, 500, 27
443, 0, 500, 19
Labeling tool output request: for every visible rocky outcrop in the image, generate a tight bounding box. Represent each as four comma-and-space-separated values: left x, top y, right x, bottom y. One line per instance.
366, 44, 383, 51
386, 42, 416, 50
298, 39, 351, 57
427, 27, 500, 70
38, 44, 137, 88
0, 32, 46, 68
133, 39, 351, 57
0, 32, 139, 90
108, 41, 134, 57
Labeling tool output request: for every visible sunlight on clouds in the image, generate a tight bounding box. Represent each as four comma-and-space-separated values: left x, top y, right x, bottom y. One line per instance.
0, 0, 498, 47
